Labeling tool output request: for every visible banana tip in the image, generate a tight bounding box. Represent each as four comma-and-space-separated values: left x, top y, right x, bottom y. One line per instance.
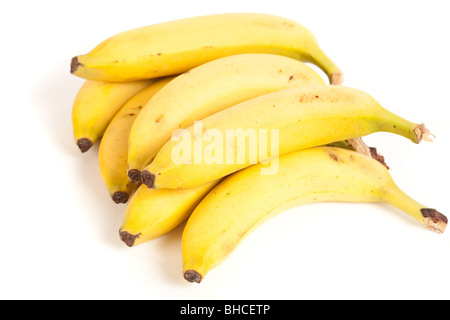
421, 208, 447, 234
141, 170, 156, 188
184, 270, 202, 283
112, 191, 129, 204
70, 56, 83, 74
128, 169, 143, 184
119, 229, 141, 247
76, 138, 93, 153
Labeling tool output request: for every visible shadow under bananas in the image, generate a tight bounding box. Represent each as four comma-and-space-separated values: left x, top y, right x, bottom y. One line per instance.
151, 219, 190, 285
32, 60, 126, 248
32, 60, 84, 155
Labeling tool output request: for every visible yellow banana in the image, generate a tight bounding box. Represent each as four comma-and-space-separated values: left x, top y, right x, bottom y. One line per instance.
98, 77, 175, 204
182, 147, 447, 283
70, 13, 343, 84
119, 180, 220, 247
127, 53, 326, 183
72, 79, 154, 152
141, 85, 434, 189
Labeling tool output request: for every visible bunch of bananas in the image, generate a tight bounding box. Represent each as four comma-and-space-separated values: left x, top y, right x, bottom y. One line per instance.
70, 13, 446, 284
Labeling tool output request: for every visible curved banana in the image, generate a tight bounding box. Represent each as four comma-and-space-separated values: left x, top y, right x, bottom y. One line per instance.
182, 147, 447, 283
127, 53, 326, 183
98, 77, 175, 204
72, 79, 154, 152
119, 180, 220, 247
141, 85, 434, 189
70, 13, 343, 84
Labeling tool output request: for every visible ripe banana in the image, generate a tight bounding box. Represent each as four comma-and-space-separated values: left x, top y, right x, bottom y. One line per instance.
98, 77, 175, 204
141, 85, 434, 189
72, 79, 154, 152
127, 53, 327, 183
181, 146, 447, 283
70, 13, 343, 85
119, 180, 220, 247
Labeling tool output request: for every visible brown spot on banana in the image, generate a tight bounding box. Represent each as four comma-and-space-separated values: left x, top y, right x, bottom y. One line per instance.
327, 151, 339, 162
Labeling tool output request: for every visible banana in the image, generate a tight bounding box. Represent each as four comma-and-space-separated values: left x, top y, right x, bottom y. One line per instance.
70, 13, 343, 85
141, 85, 434, 189
127, 53, 327, 183
98, 77, 175, 204
119, 180, 220, 247
181, 146, 447, 283
72, 79, 154, 152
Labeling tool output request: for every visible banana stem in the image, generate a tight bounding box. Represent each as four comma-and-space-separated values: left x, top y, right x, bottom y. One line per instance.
375, 109, 431, 144
381, 184, 447, 234
344, 138, 390, 170
345, 137, 371, 156
307, 47, 343, 85
414, 124, 435, 143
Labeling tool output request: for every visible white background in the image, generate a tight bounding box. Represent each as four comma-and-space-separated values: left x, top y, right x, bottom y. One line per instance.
1, 0, 450, 300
